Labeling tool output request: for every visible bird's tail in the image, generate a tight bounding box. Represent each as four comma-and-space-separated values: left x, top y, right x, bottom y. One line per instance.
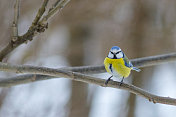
132, 67, 141, 72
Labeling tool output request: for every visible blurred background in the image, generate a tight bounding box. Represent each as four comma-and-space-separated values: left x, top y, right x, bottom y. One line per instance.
0, 0, 176, 117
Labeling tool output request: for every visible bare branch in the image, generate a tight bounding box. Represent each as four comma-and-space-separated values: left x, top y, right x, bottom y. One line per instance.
0, 0, 21, 61
0, 52, 175, 85
0, 0, 70, 61
59, 52, 176, 74
12, 0, 20, 42
52, 0, 62, 8
39, 0, 70, 24
32, 0, 49, 25
0, 74, 49, 87
0, 0, 49, 61
0, 61, 175, 106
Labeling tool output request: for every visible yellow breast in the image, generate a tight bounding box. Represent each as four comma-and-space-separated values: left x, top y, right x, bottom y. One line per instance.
104, 57, 131, 78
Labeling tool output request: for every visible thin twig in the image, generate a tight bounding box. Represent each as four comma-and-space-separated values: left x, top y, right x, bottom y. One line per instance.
0, 62, 175, 106
12, 0, 20, 42
32, 0, 49, 25
48, 0, 61, 13
39, 0, 70, 24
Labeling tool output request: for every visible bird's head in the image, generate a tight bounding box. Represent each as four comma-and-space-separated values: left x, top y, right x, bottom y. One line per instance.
107, 46, 124, 59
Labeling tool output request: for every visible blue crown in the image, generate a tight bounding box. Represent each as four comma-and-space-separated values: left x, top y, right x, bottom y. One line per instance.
110, 46, 121, 51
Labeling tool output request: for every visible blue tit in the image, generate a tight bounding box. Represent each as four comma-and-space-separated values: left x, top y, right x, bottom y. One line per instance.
104, 46, 141, 85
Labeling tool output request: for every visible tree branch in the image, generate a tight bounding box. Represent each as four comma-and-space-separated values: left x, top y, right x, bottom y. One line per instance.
12, 0, 20, 42
32, 0, 49, 26
0, 0, 21, 61
0, 53, 175, 86
64, 52, 176, 73
0, 0, 70, 61
39, 0, 70, 24
0, 60, 175, 106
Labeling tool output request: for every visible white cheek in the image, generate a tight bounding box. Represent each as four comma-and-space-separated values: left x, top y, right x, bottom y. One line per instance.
108, 52, 113, 58
116, 52, 123, 58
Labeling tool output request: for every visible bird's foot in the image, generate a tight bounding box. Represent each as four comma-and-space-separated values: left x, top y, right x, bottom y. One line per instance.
105, 76, 113, 85
119, 77, 124, 87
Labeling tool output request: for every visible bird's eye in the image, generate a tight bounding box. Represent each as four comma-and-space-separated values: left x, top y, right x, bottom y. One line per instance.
110, 51, 114, 54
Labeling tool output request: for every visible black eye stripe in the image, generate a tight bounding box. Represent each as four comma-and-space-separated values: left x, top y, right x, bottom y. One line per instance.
115, 51, 121, 54
110, 51, 121, 55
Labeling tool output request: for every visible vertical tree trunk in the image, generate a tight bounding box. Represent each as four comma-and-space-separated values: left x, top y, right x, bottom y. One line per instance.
67, 25, 90, 117
125, 0, 176, 116
126, 1, 147, 117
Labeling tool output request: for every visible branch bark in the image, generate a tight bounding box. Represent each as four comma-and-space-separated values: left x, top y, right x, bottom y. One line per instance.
0, 60, 175, 106
32, 0, 49, 26
40, 0, 70, 24
0, 53, 175, 86
0, 0, 70, 61
0, 0, 21, 62
43, 52, 176, 74
12, 0, 20, 42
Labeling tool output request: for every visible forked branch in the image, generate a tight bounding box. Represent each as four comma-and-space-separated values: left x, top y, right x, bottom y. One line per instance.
0, 0, 70, 61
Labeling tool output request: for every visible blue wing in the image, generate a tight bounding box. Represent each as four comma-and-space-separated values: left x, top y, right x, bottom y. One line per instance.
123, 54, 132, 68
123, 54, 141, 72
132, 67, 141, 72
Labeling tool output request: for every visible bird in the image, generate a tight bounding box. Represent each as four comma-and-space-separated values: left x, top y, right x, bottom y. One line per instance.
104, 46, 141, 85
